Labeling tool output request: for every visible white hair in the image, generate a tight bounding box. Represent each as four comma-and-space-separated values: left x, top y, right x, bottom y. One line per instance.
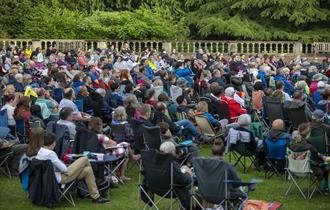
238, 114, 251, 126
96, 88, 106, 97
225, 87, 235, 97
160, 141, 176, 154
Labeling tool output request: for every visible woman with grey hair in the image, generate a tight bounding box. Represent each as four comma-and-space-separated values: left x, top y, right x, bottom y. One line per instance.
124, 94, 140, 120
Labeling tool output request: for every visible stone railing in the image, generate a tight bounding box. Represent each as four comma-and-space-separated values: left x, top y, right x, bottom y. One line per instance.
0, 39, 329, 55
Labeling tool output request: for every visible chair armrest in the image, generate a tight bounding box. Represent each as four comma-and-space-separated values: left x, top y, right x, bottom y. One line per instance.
105, 146, 128, 150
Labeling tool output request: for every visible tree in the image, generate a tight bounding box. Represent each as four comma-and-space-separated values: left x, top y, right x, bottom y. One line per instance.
22, 0, 86, 39
0, 0, 33, 37
78, 8, 189, 40
185, 0, 330, 42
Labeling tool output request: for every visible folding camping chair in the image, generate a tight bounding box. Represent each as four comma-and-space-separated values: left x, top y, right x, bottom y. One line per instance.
110, 123, 128, 143
0, 149, 13, 178
59, 181, 76, 207
16, 118, 28, 143
284, 101, 309, 130
263, 96, 285, 125
142, 125, 162, 150
0, 109, 8, 127
227, 128, 259, 173
103, 149, 129, 185
73, 99, 84, 112
264, 138, 287, 179
284, 148, 323, 199
308, 126, 330, 155
192, 157, 259, 210
137, 149, 188, 210
195, 115, 224, 141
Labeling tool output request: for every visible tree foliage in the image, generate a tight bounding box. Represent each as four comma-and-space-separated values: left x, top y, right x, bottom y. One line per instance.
0, 0, 329, 42
78, 8, 189, 40
185, 0, 330, 42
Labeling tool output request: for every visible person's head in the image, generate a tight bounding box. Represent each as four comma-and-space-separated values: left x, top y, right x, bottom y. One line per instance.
64, 88, 75, 100
124, 94, 139, 108
59, 107, 74, 121
272, 119, 285, 131
112, 106, 127, 122
209, 82, 219, 94
292, 91, 305, 101
225, 87, 235, 97
196, 101, 208, 113
14, 73, 23, 83
321, 88, 330, 100
43, 132, 57, 150
292, 123, 311, 144
157, 122, 170, 134
4, 94, 15, 105
176, 95, 186, 105
140, 104, 151, 119
26, 127, 44, 157
124, 83, 134, 94
110, 82, 120, 92
17, 96, 31, 110
153, 79, 163, 87
312, 109, 325, 123
275, 80, 284, 91
89, 117, 103, 133
120, 69, 130, 81
254, 81, 263, 91
211, 85, 224, 97
212, 138, 225, 157
158, 93, 169, 102
95, 88, 106, 98
37, 88, 46, 98
238, 114, 251, 127
160, 141, 176, 155
155, 102, 167, 113
78, 85, 89, 97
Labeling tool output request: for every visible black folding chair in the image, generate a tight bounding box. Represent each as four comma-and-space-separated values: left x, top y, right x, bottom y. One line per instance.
142, 125, 162, 150
263, 96, 285, 125
193, 157, 259, 210
284, 101, 309, 130
110, 123, 128, 143
138, 149, 187, 210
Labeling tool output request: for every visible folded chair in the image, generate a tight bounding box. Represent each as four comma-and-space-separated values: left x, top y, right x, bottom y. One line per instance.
137, 149, 186, 210
264, 138, 287, 179
192, 157, 258, 210
284, 148, 323, 199
0, 149, 13, 178
142, 125, 162, 150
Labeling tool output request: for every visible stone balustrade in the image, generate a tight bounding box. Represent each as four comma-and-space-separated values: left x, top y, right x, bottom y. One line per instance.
0, 39, 329, 55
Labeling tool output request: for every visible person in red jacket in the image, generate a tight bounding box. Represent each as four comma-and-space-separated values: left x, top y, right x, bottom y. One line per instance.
221, 87, 247, 122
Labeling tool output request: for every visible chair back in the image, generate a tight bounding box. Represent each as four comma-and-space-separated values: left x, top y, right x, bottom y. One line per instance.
142, 125, 162, 150
16, 118, 26, 138
195, 115, 217, 137
73, 126, 105, 154
141, 149, 174, 196
110, 123, 127, 143
0, 109, 8, 127
265, 138, 287, 160
284, 101, 309, 129
286, 148, 311, 177
53, 88, 64, 103
193, 158, 229, 204
130, 118, 145, 152
73, 99, 83, 112
308, 126, 328, 155
263, 96, 285, 124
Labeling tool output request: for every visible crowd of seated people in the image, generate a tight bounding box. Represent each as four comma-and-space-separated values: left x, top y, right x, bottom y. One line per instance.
0, 44, 329, 208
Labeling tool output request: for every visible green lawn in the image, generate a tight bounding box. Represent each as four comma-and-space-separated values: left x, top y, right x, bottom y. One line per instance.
0, 145, 329, 210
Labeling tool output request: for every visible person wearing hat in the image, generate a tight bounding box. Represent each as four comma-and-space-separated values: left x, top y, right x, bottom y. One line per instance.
310, 73, 327, 96
313, 81, 326, 106
310, 109, 330, 140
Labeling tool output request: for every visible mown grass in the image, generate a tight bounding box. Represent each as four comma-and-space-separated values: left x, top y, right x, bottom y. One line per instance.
0, 145, 329, 210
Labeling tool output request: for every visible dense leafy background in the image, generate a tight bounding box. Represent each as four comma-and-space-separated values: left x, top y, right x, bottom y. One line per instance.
0, 0, 329, 42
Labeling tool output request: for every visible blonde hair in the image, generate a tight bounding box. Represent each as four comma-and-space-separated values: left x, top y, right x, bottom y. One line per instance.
5, 84, 15, 95
196, 101, 208, 112
112, 106, 127, 122
292, 123, 311, 144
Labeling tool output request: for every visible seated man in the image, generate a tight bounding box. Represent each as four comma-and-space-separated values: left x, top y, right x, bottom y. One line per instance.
36, 132, 109, 203
159, 141, 192, 210
57, 107, 76, 140
263, 119, 291, 172
310, 109, 330, 141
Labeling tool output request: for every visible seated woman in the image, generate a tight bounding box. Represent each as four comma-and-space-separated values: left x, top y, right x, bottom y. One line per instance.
195, 101, 220, 127
110, 106, 134, 143
14, 96, 31, 136
289, 123, 329, 192
89, 117, 139, 181
124, 94, 140, 121
30, 105, 45, 128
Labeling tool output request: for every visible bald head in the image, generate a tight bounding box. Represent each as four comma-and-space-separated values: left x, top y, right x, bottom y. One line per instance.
272, 119, 284, 130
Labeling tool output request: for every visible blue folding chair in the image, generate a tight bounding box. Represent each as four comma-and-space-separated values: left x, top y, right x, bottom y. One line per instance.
0, 109, 8, 127
16, 118, 28, 143
53, 88, 64, 103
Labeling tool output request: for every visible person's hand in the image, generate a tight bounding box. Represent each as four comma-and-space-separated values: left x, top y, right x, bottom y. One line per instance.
181, 165, 192, 176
